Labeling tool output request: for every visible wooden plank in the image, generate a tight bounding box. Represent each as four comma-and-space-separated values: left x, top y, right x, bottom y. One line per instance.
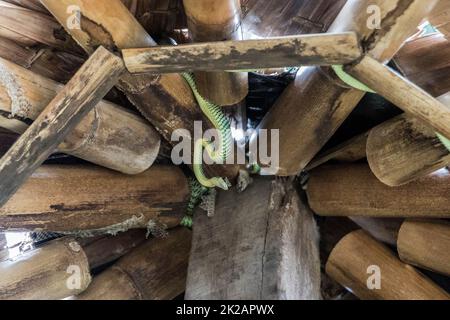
123, 32, 362, 74
183, 0, 248, 106
0, 237, 91, 300
367, 93, 450, 186
41, 0, 240, 183
348, 55, 450, 141
305, 131, 368, 171
251, 0, 439, 176
398, 219, 450, 277
326, 230, 450, 300
0, 47, 124, 207
307, 164, 450, 218
0, 57, 161, 175
77, 227, 191, 300
0, 165, 188, 232
186, 177, 320, 300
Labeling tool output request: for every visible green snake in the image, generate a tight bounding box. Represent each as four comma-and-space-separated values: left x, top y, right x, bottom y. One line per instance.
181, 72, 233, 190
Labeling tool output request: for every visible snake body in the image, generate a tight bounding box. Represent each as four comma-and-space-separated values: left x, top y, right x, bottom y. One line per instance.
182, 72, 233, 190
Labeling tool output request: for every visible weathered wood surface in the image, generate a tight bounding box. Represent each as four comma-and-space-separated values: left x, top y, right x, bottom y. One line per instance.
0, 56, 161, 175
0, 47, 125, 207
183, 0, 248, 106
3, 0, 48, 13
326, 230, 450, 300
394, 33, 450, 97
252, 0, 437, 176
0, 165, 189, 232
307, 164, 450, 218
41, 0, 240, 183
241, 0, 347, 37
0, 237, 91, 300
186, 178, 321, 300
367, 93, 450, 186
123, 32, 362, 74
349, 217, 403, 246
77, 227, 191, 300
0, 0, 80, 51
82, 229, 147, 270
305, 131, 368, 171
429, 0, 450, 38
398, 219, 450, 277
348, 55, 450, 141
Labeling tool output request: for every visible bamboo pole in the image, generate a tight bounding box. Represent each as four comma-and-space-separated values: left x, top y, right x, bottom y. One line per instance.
41, 0, 240, 183
307, 163, 450, 218
347, 56, 450, 141
0, 0, 80, 51
123, 33, 362, 74
0, 56, 161, 175
326, 230, 449, 300
0, 47, 125, 207
251, 0, 438, 176
0, 237, 91, 300
183, 0, 247, 106
76, 227, 191, 300
398, 219, 450, 277
0, 164, 188, 232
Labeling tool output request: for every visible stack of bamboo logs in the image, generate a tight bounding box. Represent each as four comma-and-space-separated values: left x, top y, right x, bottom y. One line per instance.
0, 0, 448, 301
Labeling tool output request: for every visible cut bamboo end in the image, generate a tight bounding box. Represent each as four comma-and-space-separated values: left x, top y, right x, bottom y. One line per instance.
326, 230, 450, 300
122, 33, 362, 74
0, 165, 189, 232
0, 46, 125, 207
348, 55, 450, 141
398, 219, 450, 277
0, 237, 91, 300
307, 163, 450, 218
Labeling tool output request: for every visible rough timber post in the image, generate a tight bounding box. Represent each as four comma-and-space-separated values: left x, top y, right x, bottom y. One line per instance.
251, 0, 438, 176
186, 177, 321, 300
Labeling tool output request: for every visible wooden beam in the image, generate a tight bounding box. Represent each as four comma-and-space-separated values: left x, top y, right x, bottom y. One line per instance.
326, 230, 449, 300
41, 0, 240, 183
349, 217, 403, 246
0, 165, 188, 232
0, 47, 124, 207
0, 57, 161, 175
186, 177, 321, 300
123, 33, 362, 74
77, 227, 191, 300
0, 237, 91, 300
251, 0, 439, 176
398, 219, 450, 277
347, 56, 450, 141
305, 131, 368, 171
429, 0, 450, 38
307, 164, 450, 218
183, 0, 248, 106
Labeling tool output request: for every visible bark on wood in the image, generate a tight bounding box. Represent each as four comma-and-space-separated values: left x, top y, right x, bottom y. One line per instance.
77, 227, 191, 300
0, 56, 161, 175
41, 0, 240, 183
305, 132, 368, 171
0, 0, 80, 52
253, 0, 438, 176
307, 163, 450, 218
326, 230, 450, 300
186, 178, 321, 300
367, 93, 450, 186
241, 0, 347, 37
183, 0, 248, 106
398, 219, 450, 277
394, 33, 450, 97
0, 164, 189, 232
0, 237, 91, 300
348, 55, 450, 141
123, 32, 362, 74
0, 47, 125, 207
82, 229, 147, 270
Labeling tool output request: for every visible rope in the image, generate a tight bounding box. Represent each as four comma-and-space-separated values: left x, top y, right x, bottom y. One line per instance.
331, 65, 450, 152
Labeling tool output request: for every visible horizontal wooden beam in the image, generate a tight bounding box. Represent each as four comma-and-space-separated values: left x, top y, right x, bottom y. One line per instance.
123, 32, 362, 74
